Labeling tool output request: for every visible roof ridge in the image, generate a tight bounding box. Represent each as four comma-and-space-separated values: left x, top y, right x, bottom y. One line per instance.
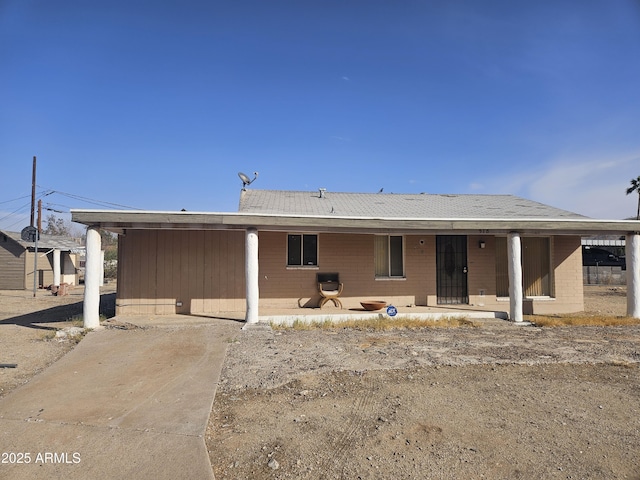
243, 189, 519, 197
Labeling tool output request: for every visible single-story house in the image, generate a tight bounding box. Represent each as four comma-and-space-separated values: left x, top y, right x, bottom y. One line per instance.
71, 189, 640, 328
0, 229, 83, 290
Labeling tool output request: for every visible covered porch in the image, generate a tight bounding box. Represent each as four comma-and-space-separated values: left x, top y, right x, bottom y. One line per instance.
71, 209, 640, 329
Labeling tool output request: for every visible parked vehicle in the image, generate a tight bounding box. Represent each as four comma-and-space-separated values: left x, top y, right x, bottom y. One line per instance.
582, 247, 626, 268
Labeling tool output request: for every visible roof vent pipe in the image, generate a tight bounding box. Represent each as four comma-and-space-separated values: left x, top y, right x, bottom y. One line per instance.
319, 188, 327, 198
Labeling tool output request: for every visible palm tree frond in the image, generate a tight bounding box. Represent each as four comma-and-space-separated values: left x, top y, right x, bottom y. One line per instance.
629, 176, 640, 220
627, 177, 640, 195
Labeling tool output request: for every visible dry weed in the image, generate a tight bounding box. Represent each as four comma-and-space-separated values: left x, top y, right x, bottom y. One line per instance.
273, 316, 475, 331
528, 315, 640, 327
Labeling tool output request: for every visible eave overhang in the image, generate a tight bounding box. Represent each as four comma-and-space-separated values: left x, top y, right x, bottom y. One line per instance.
71, 209, 640, 236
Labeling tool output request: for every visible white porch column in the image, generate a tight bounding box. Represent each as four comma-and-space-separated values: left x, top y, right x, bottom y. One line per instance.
52, 249, 61, 287
245, 227, 259, 324
83, 226, 102, 329
627, 233, 640, 318
507, 231, 523, 322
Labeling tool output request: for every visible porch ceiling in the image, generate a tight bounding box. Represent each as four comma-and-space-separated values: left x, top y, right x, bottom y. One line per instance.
71, 209, 640, 236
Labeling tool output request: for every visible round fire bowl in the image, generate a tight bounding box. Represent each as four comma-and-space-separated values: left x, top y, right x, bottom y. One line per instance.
360, 301, 387, 311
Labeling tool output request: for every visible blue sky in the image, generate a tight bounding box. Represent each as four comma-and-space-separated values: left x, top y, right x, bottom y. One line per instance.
1, 0, 640, 231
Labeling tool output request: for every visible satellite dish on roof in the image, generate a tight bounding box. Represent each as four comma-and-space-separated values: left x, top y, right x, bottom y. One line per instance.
238, 171, 258, 190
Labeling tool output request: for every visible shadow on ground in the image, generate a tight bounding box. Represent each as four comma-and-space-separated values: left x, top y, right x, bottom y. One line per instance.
0, 293, 116, 330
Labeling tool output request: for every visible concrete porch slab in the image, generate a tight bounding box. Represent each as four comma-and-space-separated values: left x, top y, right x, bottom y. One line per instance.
259, 307, 509, 327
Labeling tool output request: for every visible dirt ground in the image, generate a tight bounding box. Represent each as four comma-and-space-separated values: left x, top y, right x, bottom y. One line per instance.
1, 285, 639, 479
207, 286, 640, 480
0, 284, 116, 398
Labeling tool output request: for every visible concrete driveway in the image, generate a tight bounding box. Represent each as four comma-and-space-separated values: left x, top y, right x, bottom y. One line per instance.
0, 318, 242, 479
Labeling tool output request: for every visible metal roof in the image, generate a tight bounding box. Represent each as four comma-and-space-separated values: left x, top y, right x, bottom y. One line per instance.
238, 190, 587, 219
0, 229, 84, 252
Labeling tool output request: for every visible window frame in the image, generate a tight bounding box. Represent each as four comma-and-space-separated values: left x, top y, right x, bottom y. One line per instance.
286, 233, 319, 268
374, 234, 405, 279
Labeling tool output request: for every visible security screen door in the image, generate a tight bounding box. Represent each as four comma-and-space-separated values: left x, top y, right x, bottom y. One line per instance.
436, 235, 468, 304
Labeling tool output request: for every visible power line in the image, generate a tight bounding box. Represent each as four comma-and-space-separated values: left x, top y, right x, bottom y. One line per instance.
0, 194, 31, 206
0, 190, 51, 222
37, 186, 142, 210
2, 215, 30, 231
44, 202, 74, 211
44, 206, 66, 214
1, 187, 141, 231
0, 191, 56, 230
0, 200, 31, 224
0, 188, 51, 206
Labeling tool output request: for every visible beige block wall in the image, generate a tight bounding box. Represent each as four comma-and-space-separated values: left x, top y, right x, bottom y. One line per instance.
427, 235, 584, 314
116, 230, 584, 316
259, 232, 436, 309
534, 235, 584, 314
425, 235, 499, 307
464, 235, 584, 314
466, 235, 498, 307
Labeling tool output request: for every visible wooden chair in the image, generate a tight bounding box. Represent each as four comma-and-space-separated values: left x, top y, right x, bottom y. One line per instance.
317, 273, 343, 308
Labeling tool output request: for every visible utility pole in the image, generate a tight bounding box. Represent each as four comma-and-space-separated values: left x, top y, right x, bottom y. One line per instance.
32, 156, 38, 297
37, 199, 42, 232
30, 156, 36, 227
20, 156, 40, 297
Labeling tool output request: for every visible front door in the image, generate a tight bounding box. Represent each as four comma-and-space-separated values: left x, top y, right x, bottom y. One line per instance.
436, 235, 468, 304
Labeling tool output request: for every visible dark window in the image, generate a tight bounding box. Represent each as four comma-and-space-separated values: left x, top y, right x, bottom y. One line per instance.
302, 234, 317, 266
288, 235, 301, 265
389, 235, 404, 276
287, 234, 318, 266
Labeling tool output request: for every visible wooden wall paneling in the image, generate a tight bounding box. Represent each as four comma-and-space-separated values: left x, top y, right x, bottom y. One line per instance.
139, 231, 150, 315
116, 235, 125, 312
148, 230, 158, 314
174, 230, 187, 314
165, 230, 179, 315
233, 231, 245, 311
203, 231, 213, 313
211, 230, 221, 312
218, 232, 229, 311
155, 231, 167, 314
191, 230, 205, 313
131, 233, 142, 312
0, 240, 26, 289
233, 230, 244, 312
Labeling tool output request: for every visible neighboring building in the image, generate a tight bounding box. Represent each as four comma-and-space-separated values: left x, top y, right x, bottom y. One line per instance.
581, 236, 627, 285
0, 229, 83, 290
72, 189, 640, 323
